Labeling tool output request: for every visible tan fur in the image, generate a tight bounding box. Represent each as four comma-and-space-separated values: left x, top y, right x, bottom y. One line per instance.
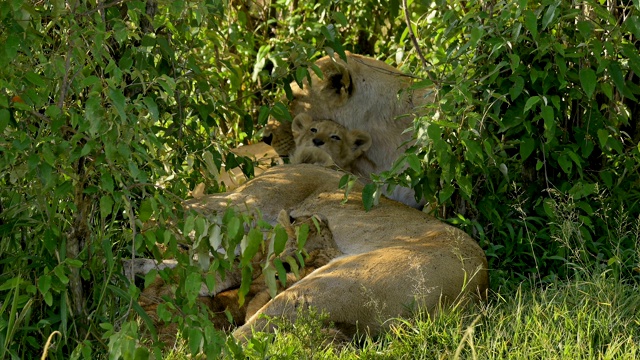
268, 52, 434, 207
185, 164, 488, 342
290, 113, 372, 172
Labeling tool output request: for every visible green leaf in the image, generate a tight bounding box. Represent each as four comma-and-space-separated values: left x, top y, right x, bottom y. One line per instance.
457, 175, 473, 198
0, 277, 21, 291
524, 96, 540, 112
541, 2, 559, 29
101, 173, 114, 193
523, 10, 538, 40
44, 292, 53, 306
204, 272, 216, 294
25, 71, 46, 87
509, 76, 525, 100
608, 61, 636, 101
0, 109, 8, 132
362, 183, 376, 211
297, 223, 309, 249
38, 275, 52, 295
143, 96, 159, 121
85, 96, 103, 136
579, 68, 596, 98
238, 266, 253, 306
139, 199, 155, 224
195, 217, 207, 239
273, 225, 288, 256
257, 105, 270, 125
101, 237, 114, 271
567, 151, 582, 170
541, 105, 554, 127
263, 264, 277, 299
285, 255, 300, 278
463, 138, 483, 162
227, 216, 242, 243
409, 79, 433, 91
295, 67, 308, 88
557, 154, 572, 174
439, 184, 455, 203
406, 154, 421, 172
520, 137, 535, 160
600, 171, 613, 188
108, 87, 127, 121
274, 258, 288, 287
100, 195, 114, 219
339, 174, 357, 203
134, 347, 150, 360
568, 182, 597, 200
577, 21, 592, 39
240, 228, 263, 267
188, 327, 203, 356
184, 215, 195, 236
624, 15, 640, 38
332, 11, 347, 26
621, 44, 640, 79
184, 272, 201, 306
270, 102, 292, 122
470, 25, 483, 47
597, 129, 609, 149
508, 54, 520, 73
54, 265, 69, 284
321, 25, 336, 42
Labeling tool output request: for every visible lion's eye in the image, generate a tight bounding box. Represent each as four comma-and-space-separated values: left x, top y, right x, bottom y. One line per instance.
310, 128, 318, 133
330, 135, 341, 141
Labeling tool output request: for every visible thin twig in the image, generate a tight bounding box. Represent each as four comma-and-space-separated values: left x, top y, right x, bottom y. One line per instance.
403, 0, 429, 71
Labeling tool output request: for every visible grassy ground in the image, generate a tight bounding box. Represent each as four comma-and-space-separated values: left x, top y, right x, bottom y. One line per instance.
165, 268, 640, 359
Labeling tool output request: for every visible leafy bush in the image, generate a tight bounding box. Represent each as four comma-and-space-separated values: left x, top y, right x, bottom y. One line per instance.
0, 0, 412, 357
383, 0, 640, 287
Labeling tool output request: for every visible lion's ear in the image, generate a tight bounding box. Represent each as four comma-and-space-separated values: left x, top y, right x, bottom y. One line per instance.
349, 130, 372, 156
322, 60, 353, 102
292, 113, 313, 137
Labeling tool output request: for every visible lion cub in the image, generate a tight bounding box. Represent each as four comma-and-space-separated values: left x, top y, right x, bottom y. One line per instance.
291, 113, 372, 172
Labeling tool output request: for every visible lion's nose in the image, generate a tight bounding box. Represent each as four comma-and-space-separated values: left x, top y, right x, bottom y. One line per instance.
313, 138, 324, 146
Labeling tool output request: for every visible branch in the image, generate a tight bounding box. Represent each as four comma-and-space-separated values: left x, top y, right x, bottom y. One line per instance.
402, 0, 429, 71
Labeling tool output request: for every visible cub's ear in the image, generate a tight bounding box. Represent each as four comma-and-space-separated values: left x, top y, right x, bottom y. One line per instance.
349, 130, 372, 156
291, 113, 314, 137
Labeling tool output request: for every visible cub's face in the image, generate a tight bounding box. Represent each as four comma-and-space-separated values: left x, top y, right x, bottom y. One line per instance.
291, 113, 371, 169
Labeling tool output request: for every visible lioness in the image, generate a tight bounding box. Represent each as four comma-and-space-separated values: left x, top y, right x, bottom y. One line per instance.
185, 164, 488, 342
264, 52, 434, 207
290, 113, 373, 173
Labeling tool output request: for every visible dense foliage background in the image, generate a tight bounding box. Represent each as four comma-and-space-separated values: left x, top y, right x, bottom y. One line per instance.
0, 0, 638, 358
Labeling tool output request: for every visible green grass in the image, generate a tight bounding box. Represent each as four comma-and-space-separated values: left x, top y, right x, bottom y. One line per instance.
163, 268, 640, 359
